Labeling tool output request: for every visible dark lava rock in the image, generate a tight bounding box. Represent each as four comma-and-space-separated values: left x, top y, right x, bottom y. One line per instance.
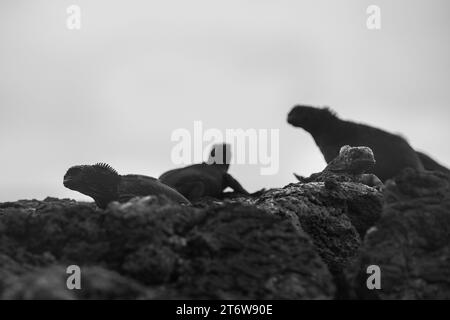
253, 181, 382, 299
346, 168, 450, 299
166, 204, 333, 299
187, 177, 383, 299
255, 182, 382, 272
2, 265, 151, 300
0, 196, 335, 299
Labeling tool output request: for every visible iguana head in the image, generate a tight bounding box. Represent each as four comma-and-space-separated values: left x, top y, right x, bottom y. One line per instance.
287, 105, 337, 133
206, 143, 232, 170
329, 145, 376, 174
63, 163, 121, 204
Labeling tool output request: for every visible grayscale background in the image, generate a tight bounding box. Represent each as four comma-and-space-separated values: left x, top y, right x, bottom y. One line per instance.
1, 0, 449, 202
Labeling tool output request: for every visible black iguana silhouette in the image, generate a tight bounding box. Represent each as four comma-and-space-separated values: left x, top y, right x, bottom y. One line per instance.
416, 151, 450, 175
159, 144, 263, 200
287, 105, 424, 181
63, 163, 190, 208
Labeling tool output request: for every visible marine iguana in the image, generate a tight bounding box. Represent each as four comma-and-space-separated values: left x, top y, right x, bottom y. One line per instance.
63, 163, 190, 209
159, 144, 261, 200
294, 145, 383, 189
416, 151, 450, 175
287, 105, 424, 181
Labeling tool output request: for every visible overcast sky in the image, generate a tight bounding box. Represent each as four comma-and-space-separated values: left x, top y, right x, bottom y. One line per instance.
1, 0, 449, 202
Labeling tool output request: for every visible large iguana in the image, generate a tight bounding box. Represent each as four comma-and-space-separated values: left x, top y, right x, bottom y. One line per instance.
63, 163, 190, 208
294, 145, 383, 189
416, 151, 450, 175
159, 144, 261, 200
287, 105, 424, 181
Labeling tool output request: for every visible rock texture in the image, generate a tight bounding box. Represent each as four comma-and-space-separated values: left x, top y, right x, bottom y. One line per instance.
255, 181, 382, 299
0, 196, 335, 299
346, 168, 450, 299
1, 168, 448, 300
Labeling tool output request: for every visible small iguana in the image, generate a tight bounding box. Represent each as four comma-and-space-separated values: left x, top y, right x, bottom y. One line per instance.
287, 105, 424, 181
159, 144, 262, 200
63, 163, 191, 209
294, 145, 383, 189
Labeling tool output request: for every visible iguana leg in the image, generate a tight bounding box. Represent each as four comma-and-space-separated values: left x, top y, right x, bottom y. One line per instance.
224, 173, 250, 195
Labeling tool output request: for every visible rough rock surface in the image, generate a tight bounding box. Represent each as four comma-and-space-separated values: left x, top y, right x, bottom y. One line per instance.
254, 181, 382, 299
2, 168, 448, 299
2, 266, 151, 300
346, 168, 450, 299
0, 196, 334, 299
190, 179, 383, 295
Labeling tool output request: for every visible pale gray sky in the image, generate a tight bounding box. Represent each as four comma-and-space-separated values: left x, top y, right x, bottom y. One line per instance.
1, 0, 449, 201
